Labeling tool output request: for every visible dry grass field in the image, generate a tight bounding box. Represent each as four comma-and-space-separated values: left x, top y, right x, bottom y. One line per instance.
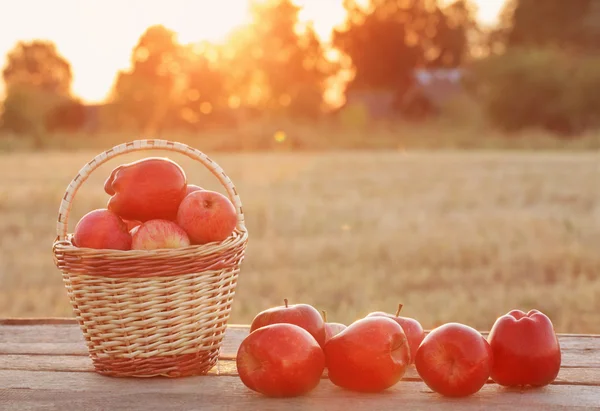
0, 148, 598, 333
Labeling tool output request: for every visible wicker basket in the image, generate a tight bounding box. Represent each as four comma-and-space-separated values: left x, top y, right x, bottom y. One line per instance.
51, 139, 248, 378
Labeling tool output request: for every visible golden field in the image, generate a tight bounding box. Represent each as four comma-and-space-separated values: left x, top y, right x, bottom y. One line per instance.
0, 148, 598, 333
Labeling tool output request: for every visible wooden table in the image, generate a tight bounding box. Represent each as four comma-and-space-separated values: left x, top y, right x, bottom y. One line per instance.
1, 318, 599, 410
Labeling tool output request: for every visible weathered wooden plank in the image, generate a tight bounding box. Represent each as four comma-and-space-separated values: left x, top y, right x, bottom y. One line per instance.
0, 342, 87, 355
2, 324, 599, 369
0, 355, 238, 376
553, 368, 600, 386
562, 350, 600, 368
0, 323, 86, 344
0, 324, 248, 358
1, 354, 599, 386
0, 354, 93, 372
1, 371, 599, 411
0, 321, 251, 345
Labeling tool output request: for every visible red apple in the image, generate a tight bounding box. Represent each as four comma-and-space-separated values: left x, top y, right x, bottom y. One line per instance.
250, 299, 326, 348
176, 190, 237, 245
321, 310, 346, 345
366, 304, 425, 364
236, 323, 325, 397
73, 208, 131, 250
186, 184, 204, 195
324, 316, 411, 393
104, 157, 187, 222
487, 309, 561, 387
131, 219, 191, 250
415, 322, 493, 397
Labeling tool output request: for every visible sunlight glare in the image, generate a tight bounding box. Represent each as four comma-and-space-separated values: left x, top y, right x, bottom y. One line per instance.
158, 0, 252, 44
441, 0, 506, 26
293, 0, 348, 41
475, 0, 506, 25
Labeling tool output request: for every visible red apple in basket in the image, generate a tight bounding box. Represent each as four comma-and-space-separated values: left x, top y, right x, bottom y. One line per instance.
367, 304, 425, 364
73, 208, 132, 250
321, 310, 347, 344
250, 299, 327, 348
487, 309, 561, 387
176, 189, 237, 244
415, 322, 493, 397
237, 323, 325, 397
186, 184, 204, 195
104, 157, 187, 222
324, 316, 411, 392
132, 219, 191, 250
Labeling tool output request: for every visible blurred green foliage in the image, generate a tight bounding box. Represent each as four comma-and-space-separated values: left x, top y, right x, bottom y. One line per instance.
470, 47, 600, 135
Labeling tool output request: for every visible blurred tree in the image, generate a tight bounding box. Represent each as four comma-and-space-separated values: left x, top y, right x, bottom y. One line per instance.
1, 85, 69, 136
109, 25, 185, 135
469, 47, 600, 135
227, 0, 338, 118
472, 0, 600, 135
175, 42, 233, 130
333, 0, 477, 93
1, 40, 74, 145
436, 0, 480, 65
45, 99, 87, 133
470, 48, 572, 134
497, 0, 600, 51
2, 40, 72, 95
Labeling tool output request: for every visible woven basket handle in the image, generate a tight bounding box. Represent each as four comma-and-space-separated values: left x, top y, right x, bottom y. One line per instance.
56, 139, 246, 241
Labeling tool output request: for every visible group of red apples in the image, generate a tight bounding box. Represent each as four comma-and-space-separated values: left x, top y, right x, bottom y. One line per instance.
236, 301, 562, 398
72, 157, 237, 251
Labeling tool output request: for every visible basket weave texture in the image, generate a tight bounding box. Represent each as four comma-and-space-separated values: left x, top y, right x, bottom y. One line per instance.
52, 139, 248, 378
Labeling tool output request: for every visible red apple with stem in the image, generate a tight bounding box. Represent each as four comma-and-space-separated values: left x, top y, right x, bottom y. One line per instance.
487, 309, 561, 387
236, 323, 325, 397
250, 299, 327, 348
415, 322, 493, 397
176, 189, 237, 245
367, 303, 424, 364
324, 316, 411, 393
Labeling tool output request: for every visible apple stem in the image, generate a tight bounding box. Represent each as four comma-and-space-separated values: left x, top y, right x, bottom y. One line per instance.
396, 303, 403, 317
321, 310, 327, 322
284, 298, 288, 308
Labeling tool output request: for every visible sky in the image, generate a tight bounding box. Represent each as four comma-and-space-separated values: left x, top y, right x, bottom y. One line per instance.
0, 0, 507, 104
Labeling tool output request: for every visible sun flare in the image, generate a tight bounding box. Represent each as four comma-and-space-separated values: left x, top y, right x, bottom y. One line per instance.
152, 0, 253, 44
